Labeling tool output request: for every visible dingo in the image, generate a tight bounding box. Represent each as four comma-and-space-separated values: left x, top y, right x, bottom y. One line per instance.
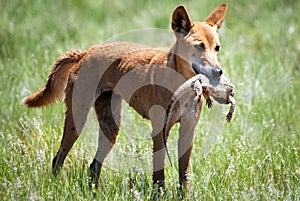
24, 3, 228, 189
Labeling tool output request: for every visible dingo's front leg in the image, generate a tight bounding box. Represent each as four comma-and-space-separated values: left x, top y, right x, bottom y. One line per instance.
178, 98, 202, 190
152, 132, 166, 189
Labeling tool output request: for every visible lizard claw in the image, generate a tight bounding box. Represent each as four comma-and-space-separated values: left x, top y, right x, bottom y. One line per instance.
226, 112, 232, 122
206, 98, 213, 108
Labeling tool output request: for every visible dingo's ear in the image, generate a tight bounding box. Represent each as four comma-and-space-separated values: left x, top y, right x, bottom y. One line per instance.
205, 3, 228, 29
172, 5, 193, 36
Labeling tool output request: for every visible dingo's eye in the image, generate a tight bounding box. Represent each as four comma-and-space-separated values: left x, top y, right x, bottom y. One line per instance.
215, 45, 220, 52
194, 43, 205, 51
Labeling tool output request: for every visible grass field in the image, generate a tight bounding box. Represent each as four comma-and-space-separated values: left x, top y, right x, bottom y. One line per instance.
1, 0, 300, 200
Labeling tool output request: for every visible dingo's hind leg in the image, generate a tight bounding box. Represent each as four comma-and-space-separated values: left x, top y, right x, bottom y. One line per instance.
90, 91, 122, 186
52, 80, 92, 175
52, 107, 79, 175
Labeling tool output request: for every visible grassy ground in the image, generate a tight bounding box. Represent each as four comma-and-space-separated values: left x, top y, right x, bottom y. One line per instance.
1, 0, 300, 200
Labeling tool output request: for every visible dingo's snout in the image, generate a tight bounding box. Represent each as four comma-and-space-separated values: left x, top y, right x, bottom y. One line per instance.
215, 67, 223, 76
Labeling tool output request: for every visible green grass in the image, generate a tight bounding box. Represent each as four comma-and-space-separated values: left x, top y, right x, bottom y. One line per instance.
1, 0, 300, 200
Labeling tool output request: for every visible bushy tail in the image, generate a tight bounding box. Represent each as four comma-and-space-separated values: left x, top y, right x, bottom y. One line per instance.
23, 50, 86, 107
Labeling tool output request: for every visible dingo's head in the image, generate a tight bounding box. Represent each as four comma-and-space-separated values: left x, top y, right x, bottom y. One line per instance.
171, 3, 228, 79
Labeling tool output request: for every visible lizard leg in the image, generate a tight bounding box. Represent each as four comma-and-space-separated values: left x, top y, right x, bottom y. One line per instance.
226, 95, 236, 122
201, 85, 213, 108
192, 80, 203, 118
